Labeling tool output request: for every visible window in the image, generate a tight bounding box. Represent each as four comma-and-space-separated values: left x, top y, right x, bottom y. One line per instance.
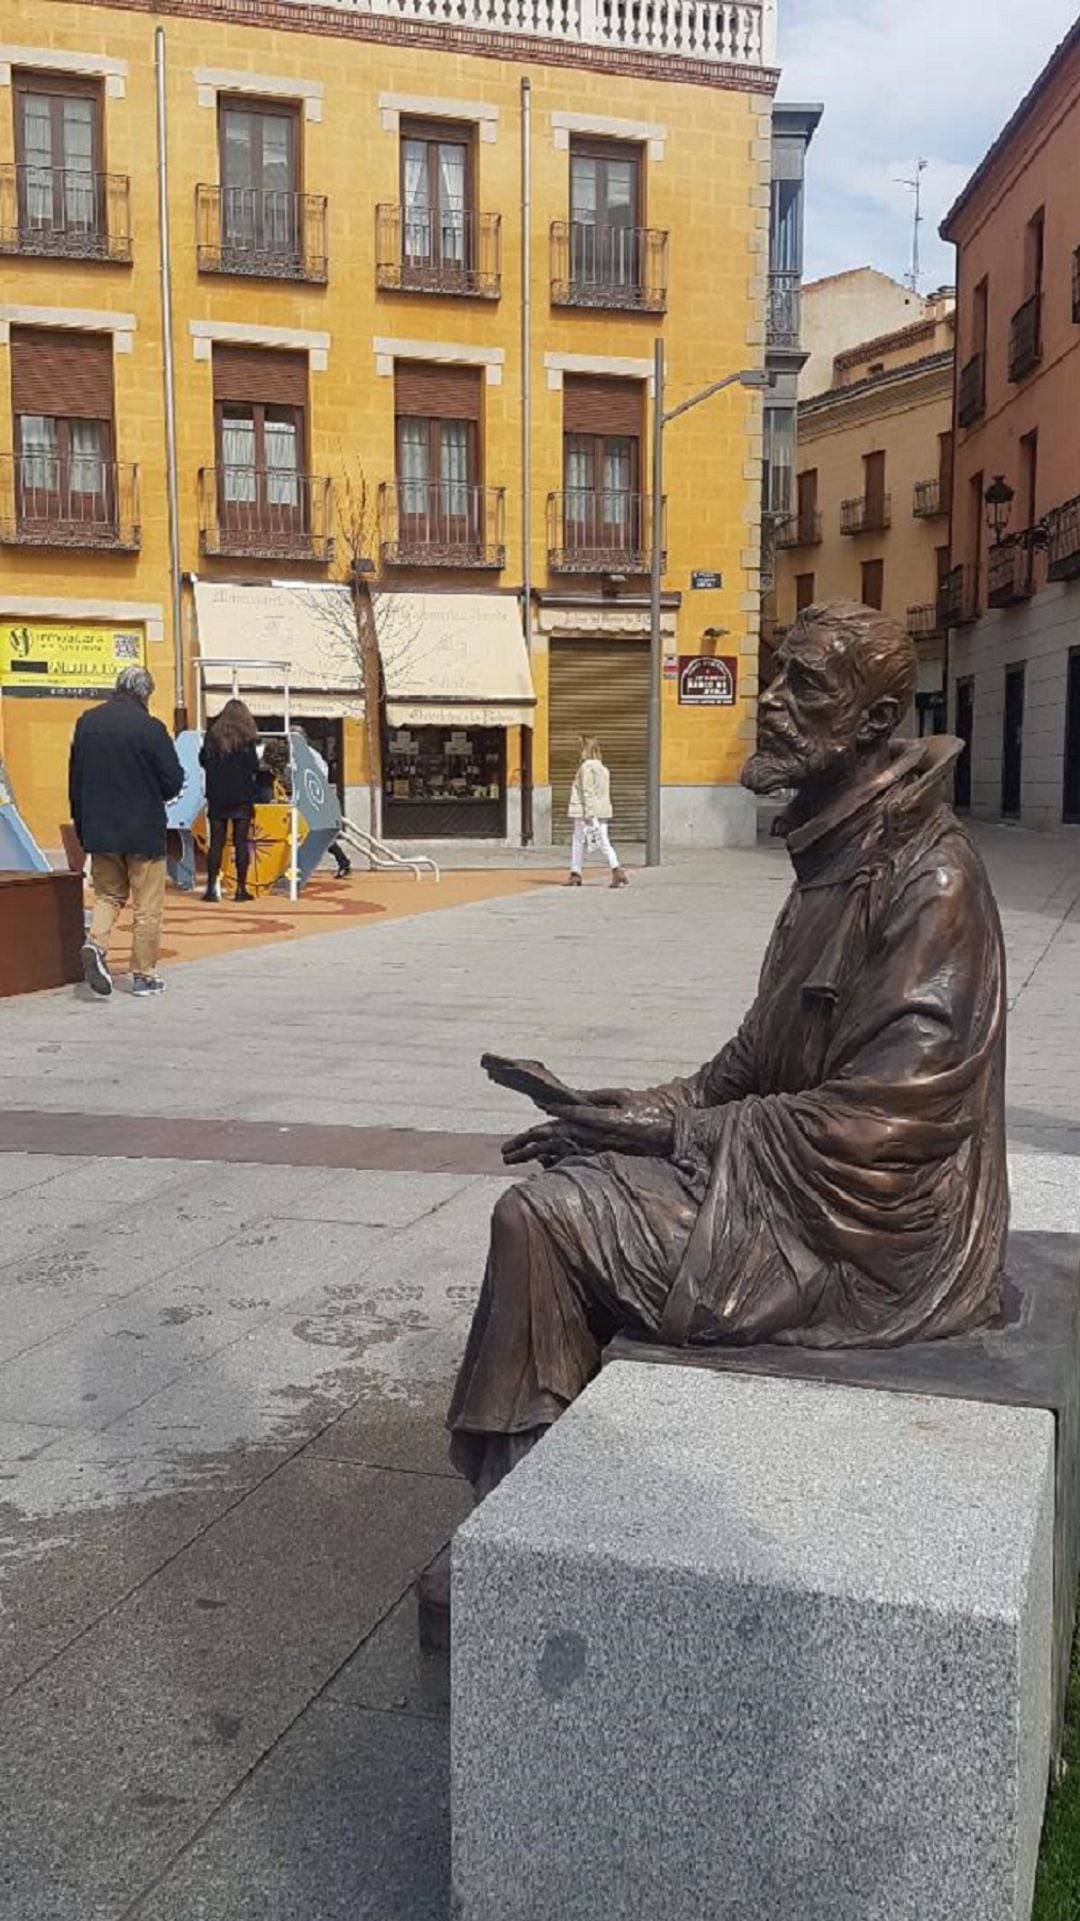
10, 326, 115, 535
210, 346, 309, 541
973, 277, 989, 361
389, 361, 490, 561
938, 431, 954, 500
955, 679, 974, 809
769, 179, 802, 275
569, 139, 641, 295
864, 450, 886, 521
557, 375, 644, 564
1026, 209, 1046, 299
398, 415, 476, 535
795, 468, 818, 542
763, 408, 795, 518
14, 72, 101, 243
795, 572, 815, 612
861, 558, 884, 610
1020, 429, 1039, 534
401, 120, 471, 277
219, 97, 299, 262
969, 469, 984, 611
218, 402, 300, 509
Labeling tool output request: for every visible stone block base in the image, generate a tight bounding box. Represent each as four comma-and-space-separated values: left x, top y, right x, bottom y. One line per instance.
452, 1366, 1053, 1921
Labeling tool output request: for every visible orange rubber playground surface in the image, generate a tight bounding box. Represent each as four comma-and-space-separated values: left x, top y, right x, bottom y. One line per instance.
97, 866, 566, 969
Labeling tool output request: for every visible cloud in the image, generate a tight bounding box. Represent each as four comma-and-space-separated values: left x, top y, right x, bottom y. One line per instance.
780, 0, 1079, 286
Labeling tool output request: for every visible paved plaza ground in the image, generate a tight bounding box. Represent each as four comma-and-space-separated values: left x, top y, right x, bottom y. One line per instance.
2, 827, 1080, 1918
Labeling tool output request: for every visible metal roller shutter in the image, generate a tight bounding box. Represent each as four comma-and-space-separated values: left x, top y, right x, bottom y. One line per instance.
549, 638, 649, 843
212, 346, 309, 407
563, 375, 644, 437
394, 361, 482, 419
10, 327, 114, 419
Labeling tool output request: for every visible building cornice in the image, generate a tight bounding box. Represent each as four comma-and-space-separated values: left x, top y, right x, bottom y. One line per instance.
53, 0, 780, 94
942, 19, 1080, 238
798, 351, 954, 435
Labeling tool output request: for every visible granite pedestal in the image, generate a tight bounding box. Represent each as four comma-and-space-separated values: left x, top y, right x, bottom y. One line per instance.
451, 1367, 1054, 1921
605, 1228, 1080, 1763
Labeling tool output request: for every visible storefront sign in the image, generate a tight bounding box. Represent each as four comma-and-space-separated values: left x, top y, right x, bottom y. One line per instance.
690, 570, 723, 590
678, 655, 738, 706
0, 620, 145, 696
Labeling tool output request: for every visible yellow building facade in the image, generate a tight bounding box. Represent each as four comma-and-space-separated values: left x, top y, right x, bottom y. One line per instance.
0, 0, 777, 850
773, 301, 955, 728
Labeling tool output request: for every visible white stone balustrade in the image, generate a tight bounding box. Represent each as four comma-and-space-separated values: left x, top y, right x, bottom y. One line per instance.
320, 0, 774, 66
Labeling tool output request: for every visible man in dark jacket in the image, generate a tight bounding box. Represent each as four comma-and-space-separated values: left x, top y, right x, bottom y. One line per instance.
68, 666, 184, 998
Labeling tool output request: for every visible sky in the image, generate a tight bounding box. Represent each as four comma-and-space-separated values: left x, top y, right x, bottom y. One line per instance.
779, 0, 1079, 290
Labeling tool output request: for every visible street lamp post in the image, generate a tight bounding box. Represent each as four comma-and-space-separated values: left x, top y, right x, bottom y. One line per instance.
646, 340, 773, 867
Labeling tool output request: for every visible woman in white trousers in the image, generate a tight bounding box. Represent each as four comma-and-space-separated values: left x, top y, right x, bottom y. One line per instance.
566, 736, 629, 889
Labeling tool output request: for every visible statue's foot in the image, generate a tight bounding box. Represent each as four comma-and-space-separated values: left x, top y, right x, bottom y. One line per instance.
418, 1545, 451, 1652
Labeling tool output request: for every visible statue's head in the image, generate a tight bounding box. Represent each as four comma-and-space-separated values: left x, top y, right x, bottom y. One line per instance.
742, 600, 919, 798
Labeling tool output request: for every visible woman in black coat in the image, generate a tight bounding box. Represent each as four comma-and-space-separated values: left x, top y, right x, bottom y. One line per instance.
199, 699, 260, 901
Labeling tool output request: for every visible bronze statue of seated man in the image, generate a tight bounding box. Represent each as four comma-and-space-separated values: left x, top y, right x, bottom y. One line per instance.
449, 600, 1007, 1499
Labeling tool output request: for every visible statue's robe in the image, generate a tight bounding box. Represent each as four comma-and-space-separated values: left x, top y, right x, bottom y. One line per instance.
449, 739, 1007, 1483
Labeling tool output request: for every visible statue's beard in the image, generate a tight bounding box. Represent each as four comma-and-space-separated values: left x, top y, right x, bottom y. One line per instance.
741, 733, 854, 798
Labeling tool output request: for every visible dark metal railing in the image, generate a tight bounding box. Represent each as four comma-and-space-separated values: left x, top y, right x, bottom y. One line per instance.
907, 603, 943, 640
913, 478, 947, 518
550, 221, 668, 312
196, 186, 328, 283
375, 205, 501, 298
938, 563, 977, 628
987, 537, 1033, 607
378, 481, 506, 568
1008, 292, 1043, 383
766, 269, 801, 348
957, 352, 985, 429
547, 489, 662, 572
0, 165, 131, 262
0, 453, 139, 549
774, 508, 821, 549
840, 493, 891, 535
1048, 493, 1080, 583
198, 468, 334, 560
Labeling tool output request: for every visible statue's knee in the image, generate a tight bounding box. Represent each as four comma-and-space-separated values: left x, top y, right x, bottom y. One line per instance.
492, 1186, 529, 1239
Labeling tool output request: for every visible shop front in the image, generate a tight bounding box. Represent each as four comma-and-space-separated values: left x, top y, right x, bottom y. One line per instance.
375, 592, 535, 842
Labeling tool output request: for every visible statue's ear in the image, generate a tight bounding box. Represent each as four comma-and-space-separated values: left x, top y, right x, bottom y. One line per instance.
857, 695, 899, 745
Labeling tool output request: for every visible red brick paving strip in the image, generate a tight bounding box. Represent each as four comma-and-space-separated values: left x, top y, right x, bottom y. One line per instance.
0, 1109, 507, 1176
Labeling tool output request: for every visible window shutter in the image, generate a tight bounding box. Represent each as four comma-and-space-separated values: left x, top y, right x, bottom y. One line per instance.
212, 346, 308, 407
394, 361, 482, 420
10, 327, 114, 419
563, 375, 643, 438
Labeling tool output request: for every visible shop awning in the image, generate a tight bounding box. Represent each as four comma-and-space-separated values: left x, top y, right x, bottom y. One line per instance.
375, 592, 535, 730
193, 581, 364, 720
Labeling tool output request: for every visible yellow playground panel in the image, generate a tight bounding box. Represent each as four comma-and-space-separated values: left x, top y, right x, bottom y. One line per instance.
191, 803, 307, 898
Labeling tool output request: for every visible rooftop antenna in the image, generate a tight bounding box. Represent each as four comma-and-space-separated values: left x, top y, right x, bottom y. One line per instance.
896, 157, 928, 294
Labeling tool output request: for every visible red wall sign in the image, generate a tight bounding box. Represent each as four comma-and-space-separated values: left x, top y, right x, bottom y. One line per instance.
677, 655, 738, 706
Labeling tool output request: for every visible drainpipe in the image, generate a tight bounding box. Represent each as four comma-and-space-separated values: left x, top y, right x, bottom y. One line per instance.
520, 75, 534, 845
155, 27, 186, 731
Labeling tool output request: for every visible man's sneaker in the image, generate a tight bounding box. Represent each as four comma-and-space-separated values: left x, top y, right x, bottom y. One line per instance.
132, 975, 165, 998
81, 941, 112, 998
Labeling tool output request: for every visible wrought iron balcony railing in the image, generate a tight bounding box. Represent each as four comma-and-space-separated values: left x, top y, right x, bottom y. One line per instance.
0, 165, 132, 262
957, 352, 985, 429
378, 481, 506, 568
546, 489, 662, 573
550, 222, 668, 312
987, 537, 1033, 607
774, 508, 821, 549
1008, 292, 1043, 383
0, 454, 140, 549
913, 478, 947, 519
198, 468, 334, 561
907, 602, 944, 641
938, 563, 978, 628
1048, 494, 1080, 583
766, 270, 801, 349
840, 494, 891, 535
352, 0, 771, 63
196, 186, 328, 283
375, 205, 501, 298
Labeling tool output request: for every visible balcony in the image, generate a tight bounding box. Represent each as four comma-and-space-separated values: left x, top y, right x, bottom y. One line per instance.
766, 270, 801, 349
1048, 494, 1080, 583
957, 353, 985, 429
1008, 292, 1043, 383
378, 481, 505, 569
198, 469, 334, 561
332, 0, 771, 64
0, 454, 140, 550
913, 478, 947, 519
550, 222, 668, 313
938, 563, 978, 628
987, 538, 1033, 608
774, 508, 821, 549
195, 186, 328, 283
375, 206, 501, 299
0, 165, 131, 263
840, 494, 891, 536
907, 603, 944, 642
547, 490, 662, 573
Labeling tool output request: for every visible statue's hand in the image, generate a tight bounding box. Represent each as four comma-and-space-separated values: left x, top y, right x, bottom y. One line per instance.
503, 1102, 673, 1167
502, 1122, 581, 1168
